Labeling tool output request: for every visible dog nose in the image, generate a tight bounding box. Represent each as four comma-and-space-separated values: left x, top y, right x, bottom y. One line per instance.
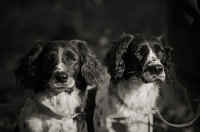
55, 74, 68, 83
149, 65, 163, 75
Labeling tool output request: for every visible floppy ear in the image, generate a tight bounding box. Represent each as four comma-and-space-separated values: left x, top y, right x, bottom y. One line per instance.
15, 41, 46, 89
71, 40, 103, 85
104, 34, 134, 84
160, 38, 174, 83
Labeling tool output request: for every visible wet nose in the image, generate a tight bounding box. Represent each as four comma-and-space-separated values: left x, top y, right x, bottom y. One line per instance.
149, 65, 163, 75
55, 73, 68, 83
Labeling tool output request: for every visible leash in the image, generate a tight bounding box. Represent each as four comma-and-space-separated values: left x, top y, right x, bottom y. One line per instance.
155, 100, 200, 127
113, 92, 200, 128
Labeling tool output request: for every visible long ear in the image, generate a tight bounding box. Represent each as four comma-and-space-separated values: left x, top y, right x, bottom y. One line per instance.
104, 34, 134, 84
160, 38, 174, 83
15, 41, 46, 89
71, 40, 103, 85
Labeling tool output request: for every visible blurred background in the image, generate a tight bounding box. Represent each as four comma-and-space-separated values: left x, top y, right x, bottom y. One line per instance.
0, 0, 199, 132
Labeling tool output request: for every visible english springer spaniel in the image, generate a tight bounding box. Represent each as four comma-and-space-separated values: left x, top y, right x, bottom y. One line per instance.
93, 33, 173, 132
14, 40, 103, 132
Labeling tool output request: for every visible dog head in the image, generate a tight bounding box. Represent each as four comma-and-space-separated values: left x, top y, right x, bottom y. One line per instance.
15, 40, 103, 93
105, 33, 173, 84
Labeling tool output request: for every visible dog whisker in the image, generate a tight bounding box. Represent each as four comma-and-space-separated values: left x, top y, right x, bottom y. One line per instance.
134, 73, 142, 77
126, 71, 143, 77
126, 71, 138, 74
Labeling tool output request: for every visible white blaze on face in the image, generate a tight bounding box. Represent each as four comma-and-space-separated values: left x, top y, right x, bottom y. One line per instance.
144, 48, 162, 68
55, 63, 66, 72
49, 47, 76, 90
143, 47, 165, 82
55, 47, 65, 72
147, 49, 156, 61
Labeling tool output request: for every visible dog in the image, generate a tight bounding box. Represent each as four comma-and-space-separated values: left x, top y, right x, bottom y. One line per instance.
93, 33, 174, 132
13, 40, 103, 132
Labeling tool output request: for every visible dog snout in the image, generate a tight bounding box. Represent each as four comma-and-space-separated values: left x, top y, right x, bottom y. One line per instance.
55, 73, 68, 83
149, 65, 163, 75
145, 65, 163, 75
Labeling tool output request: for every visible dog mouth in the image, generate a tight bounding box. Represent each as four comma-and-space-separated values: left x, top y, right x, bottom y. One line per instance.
49, 77, 75, 91
140, 74, 165, 83
140, 64, 165, 83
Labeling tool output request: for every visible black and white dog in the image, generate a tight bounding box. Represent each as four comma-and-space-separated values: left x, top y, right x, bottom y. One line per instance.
93, 33, 173, 132
14, 40, 103, 132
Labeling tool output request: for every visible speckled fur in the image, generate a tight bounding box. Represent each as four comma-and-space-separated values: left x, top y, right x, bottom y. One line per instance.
93, 72, 159, 132
18, 87, 88, 132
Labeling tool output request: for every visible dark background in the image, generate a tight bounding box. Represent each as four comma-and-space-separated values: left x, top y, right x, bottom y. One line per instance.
0, 0, 199, 132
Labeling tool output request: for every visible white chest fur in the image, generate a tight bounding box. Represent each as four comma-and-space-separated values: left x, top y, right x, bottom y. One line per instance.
18, 89, 87, 132
94, 76, 159, 132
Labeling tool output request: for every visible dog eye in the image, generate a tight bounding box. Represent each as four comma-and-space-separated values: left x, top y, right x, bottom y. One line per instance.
135, 50, 143, 56
45, 56, 55, 63
71, 58, 76, 61
158, 49, 164, 54
68, 58, 76, 63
